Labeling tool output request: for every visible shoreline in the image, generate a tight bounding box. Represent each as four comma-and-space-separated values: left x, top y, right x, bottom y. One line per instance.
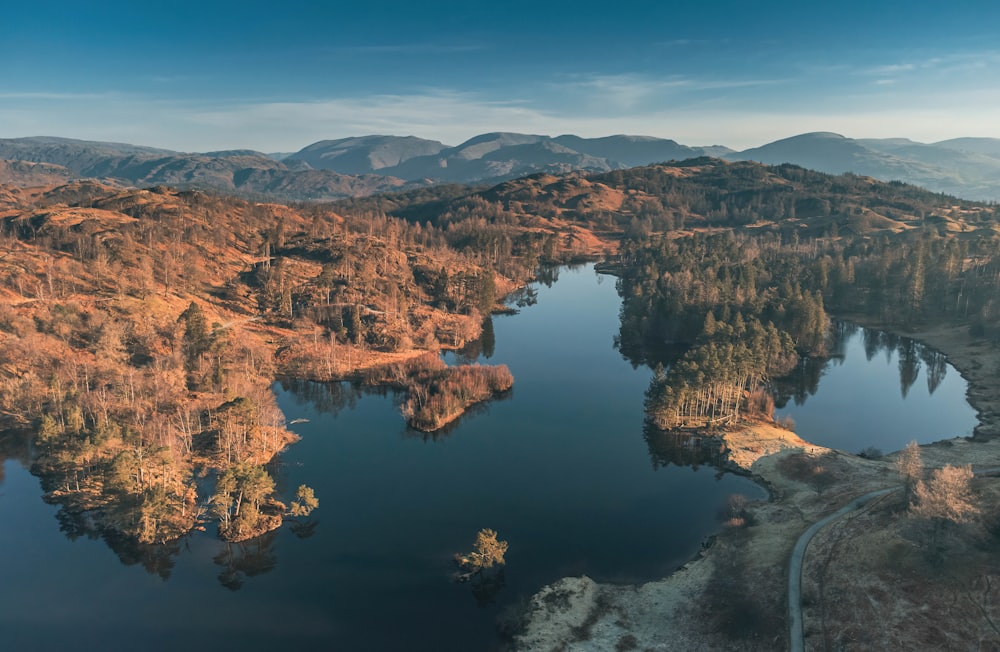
511, 318, 1000, 651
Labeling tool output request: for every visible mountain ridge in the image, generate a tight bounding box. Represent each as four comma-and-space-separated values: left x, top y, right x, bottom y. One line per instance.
2, 131, 1000, 201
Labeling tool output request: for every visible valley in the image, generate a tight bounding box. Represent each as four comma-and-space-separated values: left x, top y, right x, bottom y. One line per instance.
1, 152, 1000, 650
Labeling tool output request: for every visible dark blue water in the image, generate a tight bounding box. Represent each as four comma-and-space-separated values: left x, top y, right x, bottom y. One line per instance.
269, 265, 763, 650
0, 266, 975, 651
773, 322, 977, 455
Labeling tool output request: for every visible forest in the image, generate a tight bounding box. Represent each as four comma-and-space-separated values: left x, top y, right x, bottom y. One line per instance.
617, 220, 1000, 430
338, 158, 1000, 432
0, 182, 531, 546
2, 156, 1000, 558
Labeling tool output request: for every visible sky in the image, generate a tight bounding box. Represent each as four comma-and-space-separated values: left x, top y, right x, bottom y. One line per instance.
2, 0, 999, 152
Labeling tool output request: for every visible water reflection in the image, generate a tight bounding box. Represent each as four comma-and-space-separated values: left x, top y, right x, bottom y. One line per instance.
279, 374, 514, 442
278, 377, 364, 415
468, 568, 506, 608
451, 317, 496, 363
505, 285, 538, 310
103, 529, 184, 581
772, 356, 824, 409
897, 339, 921, 398
214, 529, 279, 591
535, 265, 561, 288
773, 321, 950, 408
643, 423, 725, 471
923, 347, 948, 395
773, 322, 975, 453
0, 430, 31, 487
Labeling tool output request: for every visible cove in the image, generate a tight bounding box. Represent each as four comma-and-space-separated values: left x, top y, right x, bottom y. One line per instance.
773, 321, 977, 455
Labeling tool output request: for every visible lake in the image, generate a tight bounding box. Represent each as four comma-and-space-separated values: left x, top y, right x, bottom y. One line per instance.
773, 320, 978, 454
0, 264, 977, 651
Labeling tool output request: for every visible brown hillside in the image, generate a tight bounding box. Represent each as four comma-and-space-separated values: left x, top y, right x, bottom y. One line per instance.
0, 180, 517, 544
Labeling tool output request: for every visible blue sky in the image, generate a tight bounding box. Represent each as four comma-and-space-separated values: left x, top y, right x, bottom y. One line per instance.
3, 0, 999, 151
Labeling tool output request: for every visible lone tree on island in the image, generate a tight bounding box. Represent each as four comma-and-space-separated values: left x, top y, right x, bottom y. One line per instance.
455, 528, 508, 577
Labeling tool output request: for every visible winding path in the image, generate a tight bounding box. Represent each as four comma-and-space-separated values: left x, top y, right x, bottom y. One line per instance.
788, 466, 1000, 651
786, 487, 898, 652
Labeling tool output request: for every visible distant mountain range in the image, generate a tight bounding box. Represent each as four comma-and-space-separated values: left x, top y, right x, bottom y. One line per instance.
727, 132, 1000, 201
283, 133, 728, 183
0, 137, 409, 200
1, 132, 999, 201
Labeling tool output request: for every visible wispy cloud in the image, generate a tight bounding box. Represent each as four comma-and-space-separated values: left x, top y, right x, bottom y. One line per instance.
860, 50, 1000, 77
3, 65, 1000, 154
551, 73, 787, 112
864, 63, 917, 76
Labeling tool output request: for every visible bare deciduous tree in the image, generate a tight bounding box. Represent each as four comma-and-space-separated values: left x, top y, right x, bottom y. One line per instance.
896, 440, 924, 502
911, 464, 978, 524
909, 463, 980, 564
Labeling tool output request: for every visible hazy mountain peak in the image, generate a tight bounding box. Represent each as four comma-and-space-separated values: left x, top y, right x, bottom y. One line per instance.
933, 137, 1000, 158
286, 135, 446, 174
202, 149, 270, 158
455, 132, 548, 147
3, 131, 1000, 202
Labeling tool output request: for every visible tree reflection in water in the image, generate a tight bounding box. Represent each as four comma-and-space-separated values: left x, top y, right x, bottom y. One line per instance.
643, 422, 724, 471
103, 529, 184, 581
214, 529, 280, 591
469, 568, 506, 608
278, 377, 363, 417
773, 321, 949, 408
642, 321, 956, 468
0, 429, 31, 488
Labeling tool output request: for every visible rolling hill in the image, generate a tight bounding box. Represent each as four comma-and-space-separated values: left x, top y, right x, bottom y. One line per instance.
3, 131, 1000, 201
728, 132, 1000, 200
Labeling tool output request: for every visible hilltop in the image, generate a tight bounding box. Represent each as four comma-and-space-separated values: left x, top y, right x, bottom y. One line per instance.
3, 131, 1000, 201
0, 137, 412, 201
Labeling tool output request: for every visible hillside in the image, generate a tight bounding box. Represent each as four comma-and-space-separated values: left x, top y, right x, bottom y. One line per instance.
285, 135, 448, 174
342, 157, 988, 244
4, 158, 1000, 650
5, 132, 1000, 202
0, 137, 415, 201
934, 137, 1000, 158
298, 132, 729, 184
0, 133, 729, 200
729, 132, 1000, 200
0, 159, 77, 186
0, 180, 528, 545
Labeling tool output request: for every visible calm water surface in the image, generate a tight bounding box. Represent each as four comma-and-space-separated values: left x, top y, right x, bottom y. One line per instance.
774, 321, 977, 454
0, 265, 976, 651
